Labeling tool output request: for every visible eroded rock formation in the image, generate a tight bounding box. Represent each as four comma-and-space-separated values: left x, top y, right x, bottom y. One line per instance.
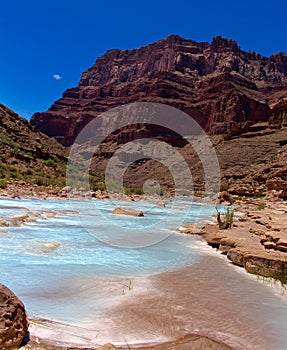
31, 35, 287, 147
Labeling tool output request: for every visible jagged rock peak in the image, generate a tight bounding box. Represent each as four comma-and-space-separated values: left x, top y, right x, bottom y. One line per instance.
79, 34, 287, 88
211, 35, 240, 52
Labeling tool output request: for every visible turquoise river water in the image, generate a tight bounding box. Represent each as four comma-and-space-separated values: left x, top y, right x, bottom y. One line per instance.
0, 197, 286, 349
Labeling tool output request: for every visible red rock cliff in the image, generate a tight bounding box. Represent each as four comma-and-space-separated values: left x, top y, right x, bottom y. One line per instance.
31, 35, 287, 146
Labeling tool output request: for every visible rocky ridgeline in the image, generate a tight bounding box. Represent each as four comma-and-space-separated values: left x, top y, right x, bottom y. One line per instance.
0, 104, 67, 191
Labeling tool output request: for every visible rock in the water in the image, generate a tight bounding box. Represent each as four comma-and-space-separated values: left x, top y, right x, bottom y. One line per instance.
39, 242, 61, 254
111, 207, 144, 217
0, 283, 28, 349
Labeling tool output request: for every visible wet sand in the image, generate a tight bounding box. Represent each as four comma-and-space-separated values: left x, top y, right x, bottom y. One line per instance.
25, 250, 287, 350
103, 253, 287, 350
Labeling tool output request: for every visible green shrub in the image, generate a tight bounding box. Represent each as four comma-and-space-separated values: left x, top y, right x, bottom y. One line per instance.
44, 158, 57, 168
35, 177, 46, 186
0, 168, 6, 179
21, 168, 32, 176
254, 191, 266, 198
224, 207, 234, 225
10, 171, 20, 179
124, 187, 143, 195
216, 207, 234, 230
90, 182, 106, 192
0, 179, 7, 189
257, 202, 266, 210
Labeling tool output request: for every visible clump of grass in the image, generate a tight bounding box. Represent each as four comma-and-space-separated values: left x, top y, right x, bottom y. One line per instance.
124, 187, 143, 195
254, 191, 266, 199
257, 202, 266, 210
216, 207, 234, 230
0, 179, 7, 189
35, 177, 46, 186
21, 168, 32, 176
255, 266, 287, 287
224, 207, 234, 227
44, 157, 57, 169
276, 267, 287, 286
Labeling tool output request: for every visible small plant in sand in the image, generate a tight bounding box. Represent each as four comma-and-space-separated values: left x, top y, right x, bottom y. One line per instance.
122, 279, 132, 294
216, 207, 234, 230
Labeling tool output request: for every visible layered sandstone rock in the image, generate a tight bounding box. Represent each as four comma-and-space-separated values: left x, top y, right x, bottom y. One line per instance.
0, 283, 29, 349
31, 35, 287, 147
179, 199, 287, 282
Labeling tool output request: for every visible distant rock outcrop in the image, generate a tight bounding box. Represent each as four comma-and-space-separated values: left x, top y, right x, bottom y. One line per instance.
0, 283, 28, 349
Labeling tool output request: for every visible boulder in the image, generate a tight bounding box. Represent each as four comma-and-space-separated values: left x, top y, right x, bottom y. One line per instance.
111, 207, 144, 217
61, 186, 72, 193
0, 284, 29, 349
218, 191, 234, 204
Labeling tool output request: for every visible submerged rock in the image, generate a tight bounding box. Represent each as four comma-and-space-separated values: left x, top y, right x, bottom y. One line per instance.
0, 283, 28, 349
111, 207, 144, 217
38, 242, 61, 254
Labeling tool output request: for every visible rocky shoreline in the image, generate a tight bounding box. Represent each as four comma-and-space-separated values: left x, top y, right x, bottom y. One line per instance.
179, 194, 287, 284
0, 182, 110, 200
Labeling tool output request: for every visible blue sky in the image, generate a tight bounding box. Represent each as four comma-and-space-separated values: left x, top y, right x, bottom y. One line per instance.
0, 0, 286, 120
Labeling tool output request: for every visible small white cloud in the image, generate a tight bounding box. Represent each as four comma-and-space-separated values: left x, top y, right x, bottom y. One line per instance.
53, 74, 61, 80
